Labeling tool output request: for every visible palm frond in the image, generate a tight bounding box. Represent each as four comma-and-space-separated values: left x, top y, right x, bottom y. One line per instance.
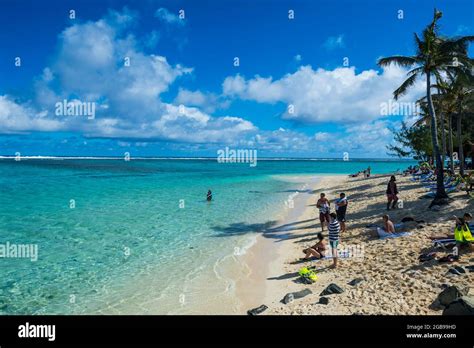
378, 56, 417, 68
394, 74, 418, 100
407, 66, 424, 76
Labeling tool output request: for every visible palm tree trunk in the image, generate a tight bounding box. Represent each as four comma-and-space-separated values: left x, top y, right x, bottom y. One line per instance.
426, 73, 448, 203
437, 87, 447, 166
448, 113, 455, 174
440, 112, 447, 166
456, 102, 465, 176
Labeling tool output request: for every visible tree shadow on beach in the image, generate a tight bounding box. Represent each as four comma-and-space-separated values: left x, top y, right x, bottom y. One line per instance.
267, 272, 299, 281
295, 236, 319, 244
210, 217, 319, 241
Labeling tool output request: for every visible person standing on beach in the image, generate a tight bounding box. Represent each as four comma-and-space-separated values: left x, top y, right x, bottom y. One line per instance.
335, 193, 348, 236
367, 166, 371, 177
386, 175, 399, 210
316, 193, 330, 232
328, 213, 340, 268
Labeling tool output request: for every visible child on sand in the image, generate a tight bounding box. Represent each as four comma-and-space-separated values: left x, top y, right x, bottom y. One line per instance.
316, 193, 331, 232
328, 213, 340, 268
301, 233, 327, 260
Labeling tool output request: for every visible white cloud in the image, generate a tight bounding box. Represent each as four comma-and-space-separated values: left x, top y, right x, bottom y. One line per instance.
80, 104, 256, 143
0, 9, 408, 158
250, 128, 313, 153
144, 30, 160, 48
312, 120, 397, 157
0, 96, 63, 133
222, 65, 425, 124
154, 8, 185, 26
323, 35, 345, 50
174, 88, 230, 113
0, 9, 254, 145
314, 132, 331, 141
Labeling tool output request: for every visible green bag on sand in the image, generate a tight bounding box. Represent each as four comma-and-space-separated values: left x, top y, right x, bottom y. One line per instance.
298, 267, 318, 283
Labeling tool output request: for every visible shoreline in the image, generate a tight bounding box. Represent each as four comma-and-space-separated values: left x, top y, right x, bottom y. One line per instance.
236, 175, 347, 314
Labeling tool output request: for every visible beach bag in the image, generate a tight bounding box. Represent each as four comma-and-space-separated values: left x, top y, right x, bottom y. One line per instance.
454, 224, 474, 243
298, 267, 318, 283
463, 226, 474, 242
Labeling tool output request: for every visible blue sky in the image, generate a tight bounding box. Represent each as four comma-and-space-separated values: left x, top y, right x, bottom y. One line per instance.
0, 0, 472, 157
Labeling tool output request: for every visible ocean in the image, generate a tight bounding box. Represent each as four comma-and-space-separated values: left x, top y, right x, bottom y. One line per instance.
0, 158, 415, 314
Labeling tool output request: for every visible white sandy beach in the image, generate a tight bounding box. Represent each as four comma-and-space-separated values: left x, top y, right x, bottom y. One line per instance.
238, 174, 474, 315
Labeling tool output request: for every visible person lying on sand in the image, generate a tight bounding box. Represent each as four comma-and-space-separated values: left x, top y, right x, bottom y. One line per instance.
316, 193, 331, 232
301, 233, 327, 260
349, 171, 360, 177
376, 214, 396, 238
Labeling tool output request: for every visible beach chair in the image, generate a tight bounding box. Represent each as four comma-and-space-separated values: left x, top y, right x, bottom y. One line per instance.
432, 238, 456, 250
411, 171, 433, 181
423, 186, 458, 198
424, 176, 453, 189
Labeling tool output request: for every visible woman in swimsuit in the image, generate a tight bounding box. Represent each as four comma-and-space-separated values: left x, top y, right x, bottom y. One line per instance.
386, 175, 399, 210
302, 233, 327, 260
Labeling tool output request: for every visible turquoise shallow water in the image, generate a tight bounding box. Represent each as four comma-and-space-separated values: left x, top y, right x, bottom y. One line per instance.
0, 158, 414, 314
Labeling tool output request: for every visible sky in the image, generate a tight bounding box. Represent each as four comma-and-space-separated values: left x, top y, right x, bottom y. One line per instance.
0, 0, 472, 158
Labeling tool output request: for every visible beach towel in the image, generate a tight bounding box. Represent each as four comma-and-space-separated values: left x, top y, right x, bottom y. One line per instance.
377, 227, 411, 239
310, 250, 351, 262
369, 223, 404, 230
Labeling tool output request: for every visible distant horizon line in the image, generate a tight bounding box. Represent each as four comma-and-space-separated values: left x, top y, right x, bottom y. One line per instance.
0, 155, 416, 161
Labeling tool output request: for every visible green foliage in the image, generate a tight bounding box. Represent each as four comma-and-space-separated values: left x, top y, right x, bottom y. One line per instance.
387, 122, 433, 160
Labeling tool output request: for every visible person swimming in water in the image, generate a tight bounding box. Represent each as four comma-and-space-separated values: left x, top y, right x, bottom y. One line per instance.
207, 190, 212, 201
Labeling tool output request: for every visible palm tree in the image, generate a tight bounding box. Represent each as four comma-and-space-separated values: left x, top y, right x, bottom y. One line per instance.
454, 76, 474, 176
378, 9, 473, 205
435, 71, 474, 175
448, 111, 455, 174
429, 77, 456, 173
439, 97, 447, 164
435, 85, 448, 164
417, 87, 450, 169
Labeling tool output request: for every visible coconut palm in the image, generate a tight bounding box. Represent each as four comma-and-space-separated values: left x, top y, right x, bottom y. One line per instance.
426, 78, 455, 173
434, 71, 474, 175
417, 88, 450, 167
378, 9, 474, 205
453, 75, 474, 176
